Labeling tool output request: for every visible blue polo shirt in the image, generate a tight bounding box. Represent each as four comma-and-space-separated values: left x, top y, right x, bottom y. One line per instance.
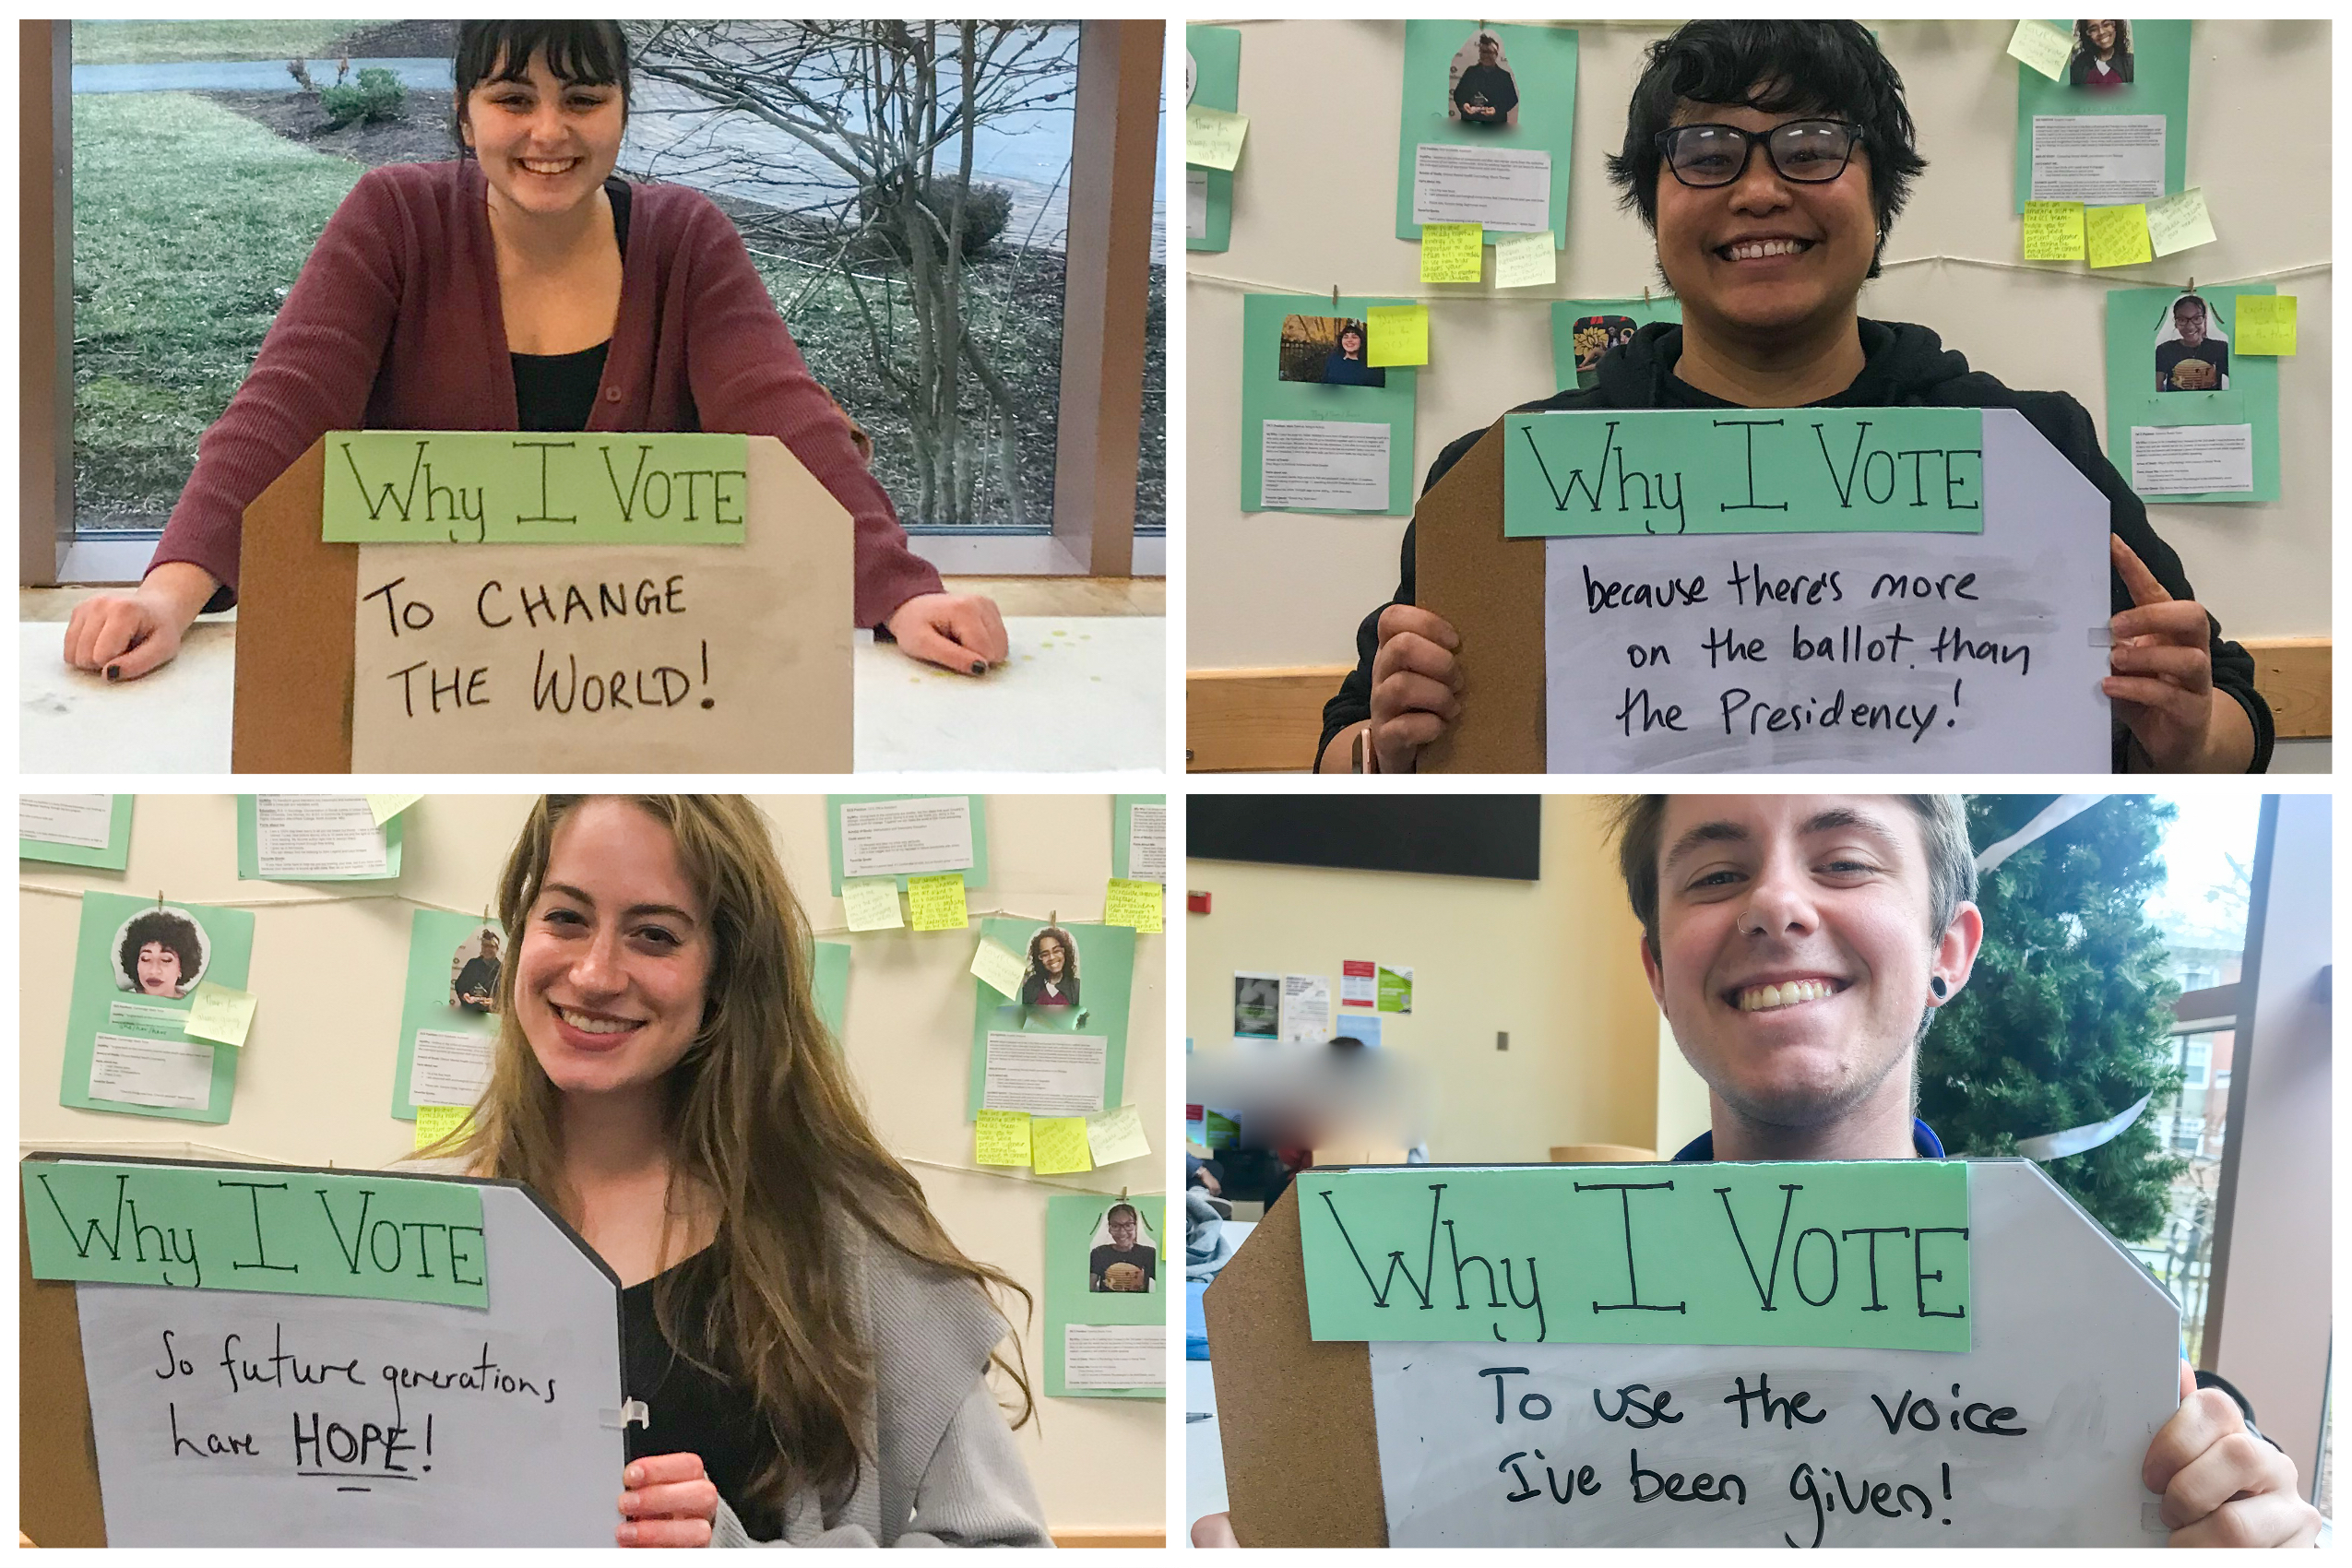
1672, 1118, 1946, 1160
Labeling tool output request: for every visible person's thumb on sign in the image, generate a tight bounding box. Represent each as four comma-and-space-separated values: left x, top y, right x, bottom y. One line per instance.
884, 591, 1011, 676
2141, 1360, 2322, 1547
616, 1453, 720, 1547
2104, 535, 2248, 772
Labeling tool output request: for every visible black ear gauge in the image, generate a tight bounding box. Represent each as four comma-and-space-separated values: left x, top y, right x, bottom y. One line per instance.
1930, 977, 1949, 1000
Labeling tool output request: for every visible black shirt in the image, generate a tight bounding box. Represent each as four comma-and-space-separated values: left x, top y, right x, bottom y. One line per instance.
1452, 61, 1520, 124
1088, 1242, 1157, 1291
510, 179, 630, 432
2155, 338, 2228, 391
623, 1245, 783, 1541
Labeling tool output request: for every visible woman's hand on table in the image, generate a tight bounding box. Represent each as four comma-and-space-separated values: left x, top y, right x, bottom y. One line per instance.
885, 592, 1010, 675
617, 1453, 720, 1548
60, 563, 219, 683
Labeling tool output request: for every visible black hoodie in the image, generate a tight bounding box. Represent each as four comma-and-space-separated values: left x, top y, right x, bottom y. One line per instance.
1321, 318, 2274, 772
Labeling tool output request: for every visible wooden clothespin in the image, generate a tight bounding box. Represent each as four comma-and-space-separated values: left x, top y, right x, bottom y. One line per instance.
1331, 285, 1339, 313
1643, 285, 1651, 304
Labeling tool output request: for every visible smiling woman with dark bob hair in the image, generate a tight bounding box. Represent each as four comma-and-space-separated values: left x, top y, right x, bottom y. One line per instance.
1319, 21, 2271, 778
64, 20, 1008, 687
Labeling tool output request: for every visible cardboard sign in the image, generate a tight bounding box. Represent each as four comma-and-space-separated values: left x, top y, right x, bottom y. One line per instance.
1205, 1159, 2179, 1548
322, 432, 750, 545
232, 436, 850, 773
20, 1154, 625, 1547
1504, 410, 1986, 537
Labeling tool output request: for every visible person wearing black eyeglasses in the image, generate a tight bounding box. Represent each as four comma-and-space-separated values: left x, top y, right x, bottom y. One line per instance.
1318, 21, 2270, 778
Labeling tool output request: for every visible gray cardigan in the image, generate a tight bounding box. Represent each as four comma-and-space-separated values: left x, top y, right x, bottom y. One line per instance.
407, 1158, 1050, 1548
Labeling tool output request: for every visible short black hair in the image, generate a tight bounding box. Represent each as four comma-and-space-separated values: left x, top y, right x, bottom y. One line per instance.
2174, 293, 2209, 319
451, 21, 632, 150
1605, 22, 1927, 281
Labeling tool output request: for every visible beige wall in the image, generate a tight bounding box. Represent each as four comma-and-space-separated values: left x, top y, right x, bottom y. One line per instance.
1187, 19, 2331, 671
1184, 796, 1659, 1159
18, 793, 1164, 1534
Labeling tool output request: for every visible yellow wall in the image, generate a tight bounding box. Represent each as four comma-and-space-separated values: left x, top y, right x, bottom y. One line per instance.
1185, 796, 1658, 1161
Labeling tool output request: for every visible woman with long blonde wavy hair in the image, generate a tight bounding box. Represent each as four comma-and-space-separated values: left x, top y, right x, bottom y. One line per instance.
417, 794, 1046, 1547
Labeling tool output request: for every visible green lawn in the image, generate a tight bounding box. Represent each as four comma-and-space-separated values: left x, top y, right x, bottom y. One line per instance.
71, 20, 379, 65
74, 92, 363, 521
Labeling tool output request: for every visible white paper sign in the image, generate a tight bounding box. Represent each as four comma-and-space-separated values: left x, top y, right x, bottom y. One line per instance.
1369, 1162, 2178, 1547
1127, 803, 1168, 883
1541, 410, 2109, 772
21, 794, 113, 849
88, 1033, 214, 1110
1280, 974, 1333, 1043
1412, 143, 1551, 232
838, 797, 974, 879
1064, 1324, 1168, 1390
2029, 115, 2165, 203
2130, 424, 2254, 493
409, 1028, 494, 1108
254, 796, 390, 878
1186, 169, 1209, 240
1262, 421, 1392, 512
73, 1178, 624, 1545
983, 1030, 1110, 1116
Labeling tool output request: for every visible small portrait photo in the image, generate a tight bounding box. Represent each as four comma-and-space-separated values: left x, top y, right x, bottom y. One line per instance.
1573, 314, 1637, 378
1447, 29, 1520, 128
1021, 923, 1082, 1011
2155, 292, 2229, 393
1278, 315, 1388, 388
2068, 19, 2132, 89
1087, 1200, 1159, 1293
449, 926, 504, 1014
112, 906, 211, 1000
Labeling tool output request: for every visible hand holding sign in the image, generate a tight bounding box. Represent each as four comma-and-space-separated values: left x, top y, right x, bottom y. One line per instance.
1368, 604, 1463, 772
2105, 536, 2246, 771
885, 592, 1011, 676
2144, 1361, 2322, 1547
616, 1453, 721, 1548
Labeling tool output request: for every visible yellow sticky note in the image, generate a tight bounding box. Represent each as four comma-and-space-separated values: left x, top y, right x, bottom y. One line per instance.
2144, 187, 2216, 259
1085, 1104, 1153, 1167
366, 793, 423, 826
1365, 305, 1429, 368
2006, 18, 2074, 82
1493, 230, 1557, 290
841, 876, 904, 932
1029, 1117, 1095, 1176
413, 1104, 474, 1152
2234, 295, 2298, 356
182, 981, 256, 1047
1103, 878, 1164, 934
907, 873, 968, 932
2084, 204, 2152, 269
970, 936, 1027, 997
1185, 103, 1248, 171
1420, 221, 1483, 283
974, 1109, 1032, 1167
2021, 201, 2085, 261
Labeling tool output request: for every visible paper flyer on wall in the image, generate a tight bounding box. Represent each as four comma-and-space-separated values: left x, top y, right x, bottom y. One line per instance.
826, 794, 990, 893
2102, 284, 2281, 504
1045, 1193, 1168, 1398
1241, 292, 1418, 517
1186, 25, 1241, 253
389, 907, 505, 1121
21, 794, 134, 870
60, 890, 257, 1124
966, 917, 1134, 1120
237, 795, 402, 881
2013, 20, 2190, 212
1394, 21, 1578, 245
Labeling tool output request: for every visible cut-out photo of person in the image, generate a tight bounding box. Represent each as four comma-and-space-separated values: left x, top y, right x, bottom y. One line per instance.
449, 926, 503, 1014
1277, 315, 1388, 388
1087, 1201, 1158, 1293
1448, 30, 1520, 128
1021, 924, 1082, 1010
1573, 314, 1637, 378
113, 907, 209, 1000
2156, 292, 2229, 392
2068, 19, 2132, 88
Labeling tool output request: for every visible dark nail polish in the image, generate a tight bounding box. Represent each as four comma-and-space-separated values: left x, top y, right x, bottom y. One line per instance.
969, 660, 986, 675
105, 665, 121, 682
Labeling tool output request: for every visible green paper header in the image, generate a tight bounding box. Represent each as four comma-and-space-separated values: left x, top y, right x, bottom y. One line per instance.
1300, 1161, 1970, 1352
1504, 410, 1986, 538
322, 431, 750, 544
24, 1159, 488, 1309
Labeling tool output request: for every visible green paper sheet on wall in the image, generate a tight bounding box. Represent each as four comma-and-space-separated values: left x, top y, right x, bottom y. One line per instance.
1046, 1193, 1167, 1398
2013, 20, 2191, 214
1186, 26, 1241, 254
60, 892, 257, 1125
813, 939, 850, 1040
1241, 292, 1419, 516
967, 918, 1134, 1121
390, 908, 504, 1122
2103, 284, 2280, 504
20, 795, 133, 870
825, 795, 989, 894
1395, 21, 1577, 247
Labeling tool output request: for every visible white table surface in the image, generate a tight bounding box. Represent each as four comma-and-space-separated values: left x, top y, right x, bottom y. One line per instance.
22, 616, 1164, 774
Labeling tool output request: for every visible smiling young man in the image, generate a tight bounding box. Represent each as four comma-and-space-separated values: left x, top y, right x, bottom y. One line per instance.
1318, 21, 2271, 776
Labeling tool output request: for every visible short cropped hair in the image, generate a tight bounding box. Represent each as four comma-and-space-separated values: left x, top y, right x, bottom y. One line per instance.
452, 21, 632, 149
1106, 1202, 1140, 1227
1604, 21, 1928, 281
1610, 795, 1976, 963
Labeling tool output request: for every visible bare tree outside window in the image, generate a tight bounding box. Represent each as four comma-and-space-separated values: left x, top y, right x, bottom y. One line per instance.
625, 20, 1100, 531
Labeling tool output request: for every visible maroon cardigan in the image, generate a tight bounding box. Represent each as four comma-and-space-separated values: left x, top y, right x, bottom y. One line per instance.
149, 160, 944, 626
